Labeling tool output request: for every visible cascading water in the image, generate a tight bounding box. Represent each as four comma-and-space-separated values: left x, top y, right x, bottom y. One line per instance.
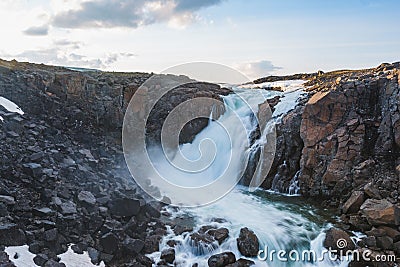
147, 81, 351, 267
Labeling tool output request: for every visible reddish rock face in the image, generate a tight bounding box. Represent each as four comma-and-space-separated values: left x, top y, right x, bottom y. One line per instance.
360, 199, 400, 226
298, 72, 400, 199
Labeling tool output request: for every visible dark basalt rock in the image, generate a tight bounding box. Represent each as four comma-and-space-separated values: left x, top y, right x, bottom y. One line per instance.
160, 248, 175, 264
208, 252, 236, 267
0, 223, 27, 246
236, 228, 259, 257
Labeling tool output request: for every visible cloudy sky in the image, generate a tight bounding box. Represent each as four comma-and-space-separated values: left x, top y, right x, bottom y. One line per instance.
0, 0, 399, 79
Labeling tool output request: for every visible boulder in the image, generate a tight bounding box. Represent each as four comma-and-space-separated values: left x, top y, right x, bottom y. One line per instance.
236, 228, 260, 257
160, 248, 175, 264
208, 252, 236, 267
43, 228, 58, 242
122, 237, 144, 255
323, 228, 355, 253
342, 191, 365, 214
77, 191, 96, 206
363, 183, 382, 199
100, 232, 119, 254
144, 235, 162, 254
109, 197, 141, 217
57, 200, 77, 215
360, 199, 400, 225
208, 228, 229, 245
0, 223, 26, 246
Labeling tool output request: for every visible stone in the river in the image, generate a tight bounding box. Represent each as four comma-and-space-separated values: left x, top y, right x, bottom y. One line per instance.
360, 199, 400, 225
323, 228, 355, 253
208, 252, 236, 267
208, 228, 229, 245
342, 191, 365, 214
236, 228, 260, 257
160, 248, 175, 264
136, 254, 153, 267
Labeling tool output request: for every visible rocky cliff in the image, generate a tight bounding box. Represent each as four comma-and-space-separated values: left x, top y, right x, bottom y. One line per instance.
264, 62, 400, 264
0, 59, 231, 267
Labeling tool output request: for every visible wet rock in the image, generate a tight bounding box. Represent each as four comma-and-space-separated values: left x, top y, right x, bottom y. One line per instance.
208, 252, 236, 267
342, 191, 365, 214
0, 223, 26, 246
360, 199, 400, 225
77, 191, 96, 206
160, 248, 175, 264
208, 228, 229, 245
236, 228, 260, 257
173, 225, 193, 235
189, 232, 218, 255
144, 235, 162, 254
136, 254, 153, 267
323, 228, 355, 253
109, 197, 141, 217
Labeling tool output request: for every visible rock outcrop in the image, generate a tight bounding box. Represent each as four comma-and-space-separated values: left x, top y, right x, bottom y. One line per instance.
260, 62, 400, 262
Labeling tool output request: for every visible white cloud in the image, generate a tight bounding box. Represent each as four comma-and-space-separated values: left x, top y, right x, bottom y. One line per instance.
234, 60, 282, 80
48, 0, 223, 29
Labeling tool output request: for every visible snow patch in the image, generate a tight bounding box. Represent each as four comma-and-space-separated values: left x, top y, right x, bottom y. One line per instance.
0, 96, 24, 115
5, 245, 105, 267
4, 245, 38, 267
59, 246, 105, 267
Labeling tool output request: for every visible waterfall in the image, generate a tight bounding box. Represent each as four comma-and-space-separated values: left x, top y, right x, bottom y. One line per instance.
146, 81, 350, 267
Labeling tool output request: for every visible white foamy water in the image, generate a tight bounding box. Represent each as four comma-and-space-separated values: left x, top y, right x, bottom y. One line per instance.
150, 187, 350, 266
147, 81, 349, 266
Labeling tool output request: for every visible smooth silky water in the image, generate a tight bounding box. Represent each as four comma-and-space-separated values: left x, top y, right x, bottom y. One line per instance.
147, 81, 350, 267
